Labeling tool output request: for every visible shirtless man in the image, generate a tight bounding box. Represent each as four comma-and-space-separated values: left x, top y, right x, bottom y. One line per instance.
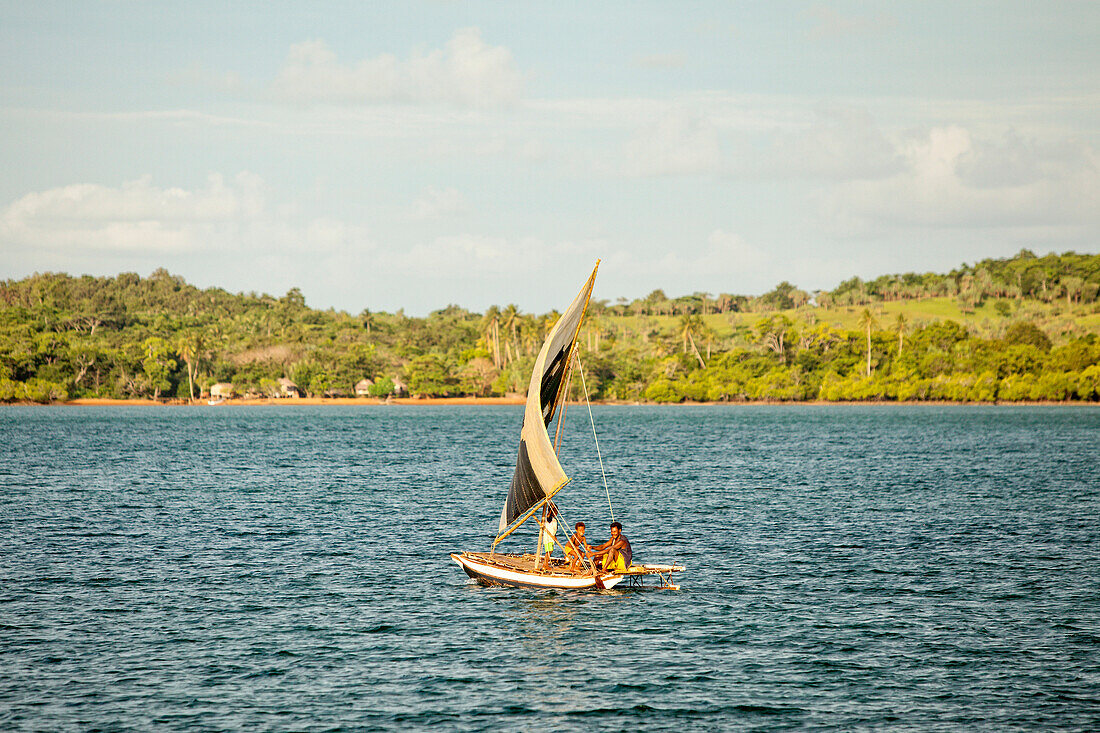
562, 521, 590, 573
587, 521, 632, 573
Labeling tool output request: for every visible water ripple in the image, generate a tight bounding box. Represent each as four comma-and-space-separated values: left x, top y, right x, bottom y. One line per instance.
0, 404, 1098, 731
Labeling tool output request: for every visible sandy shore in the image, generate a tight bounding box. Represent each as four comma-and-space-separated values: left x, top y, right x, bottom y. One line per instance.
49, 397, 1095, 407
64, 396, 528, 407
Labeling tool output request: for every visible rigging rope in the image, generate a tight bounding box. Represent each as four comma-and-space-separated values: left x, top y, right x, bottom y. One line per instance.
546, 502, 601, 576
575, 353, 614, 522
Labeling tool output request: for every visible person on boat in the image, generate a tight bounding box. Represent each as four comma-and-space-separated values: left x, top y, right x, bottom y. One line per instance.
588, 521, 632, 573
539, 503, 559, 571
562, 521, 590, 573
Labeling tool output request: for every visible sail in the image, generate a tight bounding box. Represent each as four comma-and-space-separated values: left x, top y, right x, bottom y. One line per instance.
497, 262, 599, 535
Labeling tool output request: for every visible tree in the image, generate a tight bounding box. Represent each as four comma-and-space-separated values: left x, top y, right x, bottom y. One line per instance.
1062, 276, 1084, 305
459, 356, 497, 395
406, 354, 455, 396
1005, 322, 1052, 352
759, 281, 799, 311
753, 315, 793, 364
176, 331, 204, 402
894, 313, 908, 356
858, 308, 877, 377
501, 304, 520, 364
368, 376, 394, 397
141, 337, 176, 399
308, 371, 332, 397
679, 314, 707, 368
481, 306, 502, 368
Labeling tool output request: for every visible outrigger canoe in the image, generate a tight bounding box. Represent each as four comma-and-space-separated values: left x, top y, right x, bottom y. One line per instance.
451, 261, 685, 591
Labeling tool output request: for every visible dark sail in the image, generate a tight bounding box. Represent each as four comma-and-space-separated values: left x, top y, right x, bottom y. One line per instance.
497, 262, 599, 535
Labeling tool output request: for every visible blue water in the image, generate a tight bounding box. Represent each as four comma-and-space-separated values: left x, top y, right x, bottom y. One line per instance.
1, 405, 1098, 731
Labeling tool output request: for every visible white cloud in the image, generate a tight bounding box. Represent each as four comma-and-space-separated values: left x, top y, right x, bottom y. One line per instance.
411, 187, 469, 220
0, 174, 265, 253
761, 108, 903, 180
634, 53, 686, 69
956, 130, 1095, 189
704, 229, 771, 273
398, 234, 513, 272
805, 6, 896, 39
601, 229, 776, 295
622, 112, 722, 176
822, 126, 1100, 236
271, 28, 523, 107
379, 233, 590, 277
0, 173, 369, 259
553, 98, 901, 182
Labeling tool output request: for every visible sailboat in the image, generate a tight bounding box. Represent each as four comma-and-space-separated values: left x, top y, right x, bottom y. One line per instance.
451, 261, 685, 590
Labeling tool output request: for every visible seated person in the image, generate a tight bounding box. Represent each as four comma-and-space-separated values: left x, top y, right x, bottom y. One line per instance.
587, 521, 632, 573
562, 521, 590, 573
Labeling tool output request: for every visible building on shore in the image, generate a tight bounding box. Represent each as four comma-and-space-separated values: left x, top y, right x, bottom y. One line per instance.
209, 382, 235, 399
277, 378, 301, 398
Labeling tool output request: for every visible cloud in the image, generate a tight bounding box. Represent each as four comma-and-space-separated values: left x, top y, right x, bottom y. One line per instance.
704, 229, 771, 273
614, 102, 907, 181
168, 63, 245, 96
955, 130, 1096, 189
622, 112, 722, 176
411, 187, 469, 220
805, 6, 896, 39
0, 173, 369, 259
600, 229, 777, 295
821, 126, 1100, 236
762, 108, 903, 180
0, 173, 265, 253
635, 53, 686, 69
270, 28, 523, 107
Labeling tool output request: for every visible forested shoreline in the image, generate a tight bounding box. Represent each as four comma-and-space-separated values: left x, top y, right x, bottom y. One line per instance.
2, 250, 1099, 404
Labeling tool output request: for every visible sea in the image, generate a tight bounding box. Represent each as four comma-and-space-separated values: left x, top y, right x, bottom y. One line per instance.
1, 404, 1098, 731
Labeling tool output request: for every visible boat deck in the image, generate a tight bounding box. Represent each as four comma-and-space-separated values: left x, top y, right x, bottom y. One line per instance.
464, 552, 576, 577
463, 552, 685, 578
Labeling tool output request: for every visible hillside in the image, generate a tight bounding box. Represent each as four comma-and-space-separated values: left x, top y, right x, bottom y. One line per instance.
1, 250, 1099, 403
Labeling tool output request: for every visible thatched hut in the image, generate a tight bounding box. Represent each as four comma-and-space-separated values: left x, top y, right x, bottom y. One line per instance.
391, 377, 409, 396
209, 382, 235, 399
355, 378, 374, 396
277, 377, 301, 398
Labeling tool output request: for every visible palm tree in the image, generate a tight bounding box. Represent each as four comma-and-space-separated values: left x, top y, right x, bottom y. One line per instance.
480, 306, 502, 368
501, 304, 520, 364
894, 312, 908, 356
176, 331, 204, 402
858, 308, 877, 377
753, 315, 791, 364
701, 324, 717, 360
542, 310, 559, 339
693, 291, 712, 315
521, 314, 539, 356
679, 314, 707, 368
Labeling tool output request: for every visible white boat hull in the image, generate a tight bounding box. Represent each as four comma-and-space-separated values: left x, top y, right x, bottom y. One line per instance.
451, 552, 624, 590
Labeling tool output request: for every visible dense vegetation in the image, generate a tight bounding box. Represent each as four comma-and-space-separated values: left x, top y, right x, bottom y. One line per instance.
2, 250, 1099, 403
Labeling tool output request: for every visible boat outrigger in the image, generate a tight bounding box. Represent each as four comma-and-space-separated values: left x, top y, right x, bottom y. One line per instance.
451, 261, 685, 590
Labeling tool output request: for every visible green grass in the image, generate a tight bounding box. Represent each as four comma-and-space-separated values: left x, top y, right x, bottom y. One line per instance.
595, 297, 1100, 347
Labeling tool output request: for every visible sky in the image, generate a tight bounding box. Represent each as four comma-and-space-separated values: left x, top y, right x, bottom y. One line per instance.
1, 1, 1098, 315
